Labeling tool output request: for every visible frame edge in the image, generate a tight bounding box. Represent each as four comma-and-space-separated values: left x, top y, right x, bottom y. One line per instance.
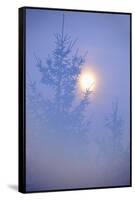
18, 7, 26, 193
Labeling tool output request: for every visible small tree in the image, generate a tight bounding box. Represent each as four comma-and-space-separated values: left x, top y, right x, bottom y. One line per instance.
105, 100, 124, 151
29, 14, 92, 143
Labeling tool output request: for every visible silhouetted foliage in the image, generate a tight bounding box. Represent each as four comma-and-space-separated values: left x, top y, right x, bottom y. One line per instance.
27, 14, 92, 144
105, 100, 124, 151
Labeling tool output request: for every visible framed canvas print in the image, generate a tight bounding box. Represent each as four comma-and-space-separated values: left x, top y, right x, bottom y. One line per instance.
19, 7, 132, 193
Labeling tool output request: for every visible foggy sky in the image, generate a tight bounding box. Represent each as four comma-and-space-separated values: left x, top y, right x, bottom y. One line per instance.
26, 8, 131, 192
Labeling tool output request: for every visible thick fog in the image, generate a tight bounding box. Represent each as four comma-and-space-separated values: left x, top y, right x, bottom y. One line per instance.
25, 8, 130, 191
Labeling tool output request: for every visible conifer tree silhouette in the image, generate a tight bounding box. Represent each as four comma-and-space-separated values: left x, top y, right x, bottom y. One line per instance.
28, 14, 92, 143
105, 100, 124, 150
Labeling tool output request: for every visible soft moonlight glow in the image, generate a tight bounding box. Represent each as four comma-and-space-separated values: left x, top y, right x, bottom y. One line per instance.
79, 70, 96, 92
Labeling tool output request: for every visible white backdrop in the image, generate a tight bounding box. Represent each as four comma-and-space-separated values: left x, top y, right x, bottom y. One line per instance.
0, 0, 134, 199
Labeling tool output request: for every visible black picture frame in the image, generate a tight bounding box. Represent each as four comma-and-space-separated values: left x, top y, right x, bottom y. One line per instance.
19, 6, 132, 193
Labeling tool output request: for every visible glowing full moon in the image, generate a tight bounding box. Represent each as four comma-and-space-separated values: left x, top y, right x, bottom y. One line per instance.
79, 70, 96, 92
